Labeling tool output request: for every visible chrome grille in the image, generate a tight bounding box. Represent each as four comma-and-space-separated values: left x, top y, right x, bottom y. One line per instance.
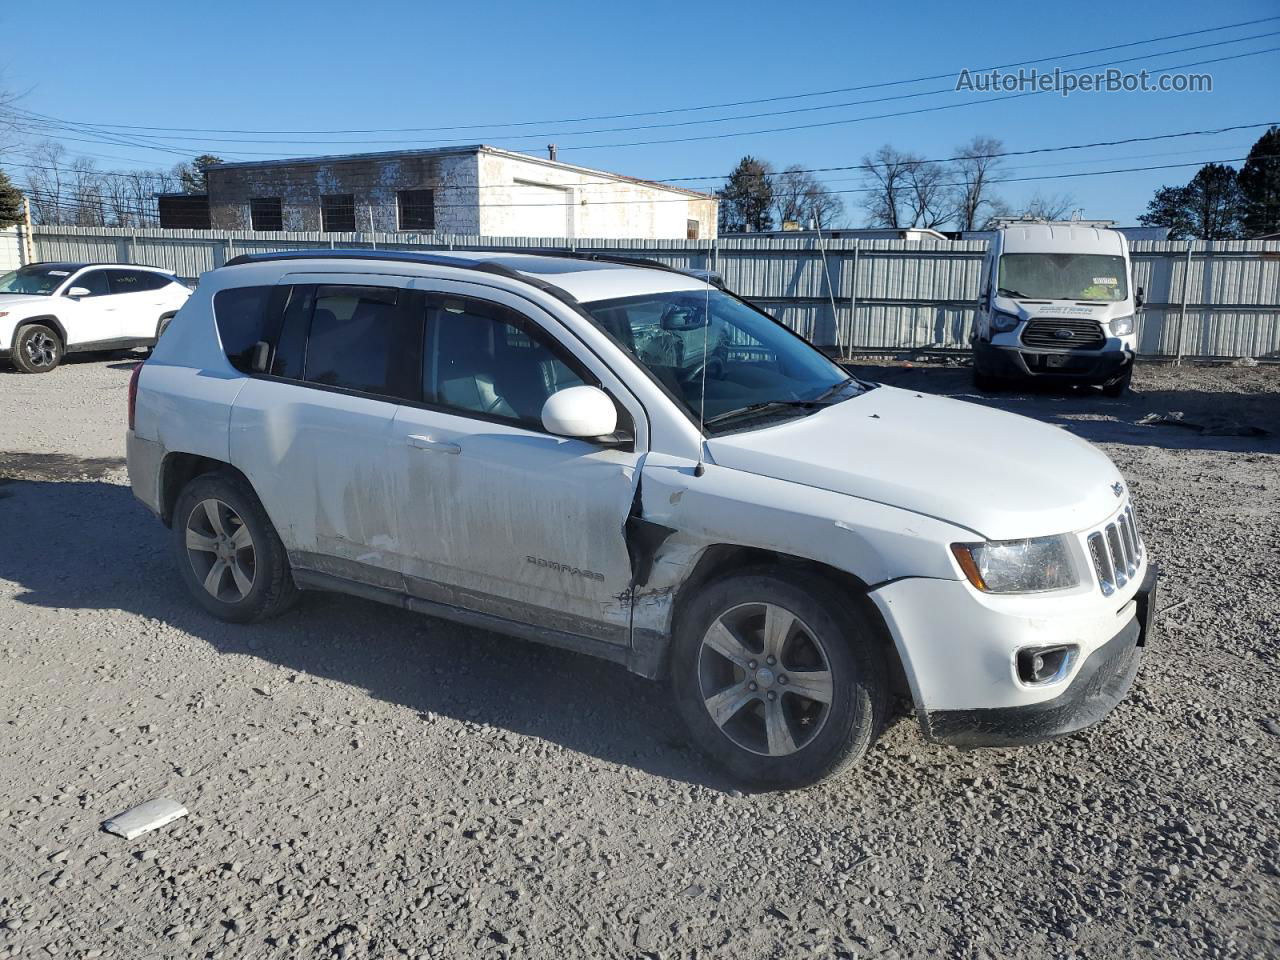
1088, 504, 1143, 596
1021, 318, 1106, 350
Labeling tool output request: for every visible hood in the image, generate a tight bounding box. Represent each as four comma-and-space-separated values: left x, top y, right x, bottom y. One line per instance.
706, 385, 1124, 540
994, 295, 1132, 322
0, 294, 56, 315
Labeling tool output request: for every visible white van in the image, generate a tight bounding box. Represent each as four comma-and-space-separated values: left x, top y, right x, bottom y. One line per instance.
127, 250, 1156, 788
971, 223, 1143, 395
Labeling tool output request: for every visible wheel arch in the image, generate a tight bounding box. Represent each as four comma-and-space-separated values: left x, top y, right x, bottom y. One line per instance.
158, 452, 250, 527
664, 543, 910, 699
11, 315, 67, 349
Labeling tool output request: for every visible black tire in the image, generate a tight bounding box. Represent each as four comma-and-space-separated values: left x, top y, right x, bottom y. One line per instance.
670, 568, 888, 789
172, 469, 298, 623
11, 324, 63, 374
1101, 364, 1133, 397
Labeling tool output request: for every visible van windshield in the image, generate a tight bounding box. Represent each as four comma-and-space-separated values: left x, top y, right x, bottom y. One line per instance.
584, 289, 861, 431
997, 253, 1128, 302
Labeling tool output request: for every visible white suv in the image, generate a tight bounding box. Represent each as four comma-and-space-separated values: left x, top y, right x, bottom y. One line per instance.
1, 261, 191, 373
127, 250, 1157, 788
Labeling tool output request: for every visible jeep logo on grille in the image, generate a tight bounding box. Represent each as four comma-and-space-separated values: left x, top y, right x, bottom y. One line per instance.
1053, 328, 1075, 340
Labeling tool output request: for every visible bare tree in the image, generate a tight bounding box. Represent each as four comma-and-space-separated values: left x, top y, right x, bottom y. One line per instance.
69, 157, 104, 226
1020, 191, 1077, 221
903, 159, 949, 228
950, 136, 1005, 231
859, 146, 916, 228
772, 165, 845, 229
25, 140, 69, 224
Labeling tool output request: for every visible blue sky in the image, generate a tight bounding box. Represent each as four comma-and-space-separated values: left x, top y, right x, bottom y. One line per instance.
2, 0, 1277, 226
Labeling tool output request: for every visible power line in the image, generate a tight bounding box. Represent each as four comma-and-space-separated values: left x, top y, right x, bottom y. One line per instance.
12, 14, 1278, 136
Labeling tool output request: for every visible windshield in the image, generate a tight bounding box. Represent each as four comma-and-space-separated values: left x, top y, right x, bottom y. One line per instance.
997, 253, 1128, 302
0, 266, 75, 296
584, 289, 859, 430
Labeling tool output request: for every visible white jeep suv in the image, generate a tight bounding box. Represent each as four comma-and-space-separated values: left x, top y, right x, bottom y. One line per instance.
127, 250, 1157, 788
1, 261, 191, 373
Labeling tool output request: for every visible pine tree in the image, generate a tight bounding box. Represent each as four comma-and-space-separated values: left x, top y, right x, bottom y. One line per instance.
1238, 126, 1280, 238
0, 168, 23, 228
717, 156, 774, 233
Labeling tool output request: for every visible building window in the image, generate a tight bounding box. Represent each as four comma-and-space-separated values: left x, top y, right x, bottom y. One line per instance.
687, 219, 700, 240
250, 197, 283, 232
321, 194, 356, 233
397, 190, 435, 231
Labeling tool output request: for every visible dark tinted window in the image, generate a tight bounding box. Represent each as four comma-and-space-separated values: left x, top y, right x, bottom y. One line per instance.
303, 285, 420, 399
426, 297, 587, 427
213, 285, 274, 372
250, 197, 283, 232
108, 270, 169, 294
397, 190, 435, 231
75, 270, 111, 297
321, 194, 356, 232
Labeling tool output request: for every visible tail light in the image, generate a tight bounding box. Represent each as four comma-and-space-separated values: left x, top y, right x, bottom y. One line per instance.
128, 361, 143, 431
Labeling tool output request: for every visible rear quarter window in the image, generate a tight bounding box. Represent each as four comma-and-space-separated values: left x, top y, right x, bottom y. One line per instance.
212, 285, 274, 372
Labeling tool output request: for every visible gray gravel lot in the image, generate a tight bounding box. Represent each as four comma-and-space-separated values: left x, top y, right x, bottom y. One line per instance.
1, 353, 1277, 959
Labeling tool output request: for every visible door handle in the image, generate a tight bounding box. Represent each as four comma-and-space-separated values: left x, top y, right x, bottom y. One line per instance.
407, 435, 461, 455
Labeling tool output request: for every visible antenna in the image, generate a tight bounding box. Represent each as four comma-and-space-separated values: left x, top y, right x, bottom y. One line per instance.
694, 260, 713, 477
813, 210, 839, 358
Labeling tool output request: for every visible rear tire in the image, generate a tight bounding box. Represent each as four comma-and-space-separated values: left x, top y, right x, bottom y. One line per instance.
670, 569, 888, 789
172, 469, 298, 623
11, 324, 63, 374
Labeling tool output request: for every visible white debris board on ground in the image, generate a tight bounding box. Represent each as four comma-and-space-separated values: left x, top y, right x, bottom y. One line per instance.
101, 798, 189, 840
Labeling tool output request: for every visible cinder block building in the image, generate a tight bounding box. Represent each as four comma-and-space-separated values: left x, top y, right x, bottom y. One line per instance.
166, 145, 717, 240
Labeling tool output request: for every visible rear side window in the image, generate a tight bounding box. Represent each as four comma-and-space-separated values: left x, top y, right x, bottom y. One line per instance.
109, 270, 170, 293
301, 285, 421, 399
213, 286, 274, 372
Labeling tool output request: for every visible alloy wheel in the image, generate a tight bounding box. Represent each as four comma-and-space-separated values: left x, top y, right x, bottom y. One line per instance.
24, 331, 58, 369
185, 498, 256, 603
697, 601, 834, 757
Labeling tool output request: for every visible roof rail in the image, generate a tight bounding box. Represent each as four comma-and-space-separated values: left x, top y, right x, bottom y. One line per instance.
519, 249, 685, 274
222, 248, 496, 270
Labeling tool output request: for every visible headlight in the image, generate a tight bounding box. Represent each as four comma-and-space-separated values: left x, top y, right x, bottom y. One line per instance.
1109, 315, 1135, 336
951, 536, 1079, 593
991, 310, 1021, 332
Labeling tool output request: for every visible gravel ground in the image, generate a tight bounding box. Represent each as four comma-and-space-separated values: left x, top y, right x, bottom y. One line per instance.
1, 353, 1277, 960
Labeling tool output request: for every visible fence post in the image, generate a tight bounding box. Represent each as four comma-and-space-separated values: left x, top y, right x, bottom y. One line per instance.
1175, 241, 1192, 363
846, 240, 861, 359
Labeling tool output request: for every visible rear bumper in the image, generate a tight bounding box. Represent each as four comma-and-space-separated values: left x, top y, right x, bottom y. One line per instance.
974, 339, 1132, 383
925, 565, 1158, 747
126, 429, 165, 517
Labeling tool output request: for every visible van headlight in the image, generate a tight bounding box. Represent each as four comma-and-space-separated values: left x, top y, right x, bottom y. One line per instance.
991, 310, 1021, 332
1109, 315, 1135, 336
950, 537, 1079, 593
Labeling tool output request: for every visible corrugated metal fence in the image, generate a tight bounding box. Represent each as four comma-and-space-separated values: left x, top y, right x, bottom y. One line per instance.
26, 226, 1280, 359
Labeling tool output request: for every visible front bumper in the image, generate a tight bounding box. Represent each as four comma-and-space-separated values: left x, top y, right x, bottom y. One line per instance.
974, 338, 1132, 383
870, 559, 1157, 747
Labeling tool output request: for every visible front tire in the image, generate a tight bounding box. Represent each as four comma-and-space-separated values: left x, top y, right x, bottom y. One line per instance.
172, 470, 298, 623
12, 324, 63, 373
670, 569, 888, 789
973, 369, 1003, 393
1101, 363, 1133, 397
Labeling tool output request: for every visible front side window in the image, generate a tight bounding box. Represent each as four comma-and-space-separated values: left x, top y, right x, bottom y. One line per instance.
321, 194, 356, 232
584, 289, 856, 430
0, 265, 77, 296
250, 197, 283, 232
74, 270, 112, 297
302, 285, 420, 399
997, 253, 1129, 302
397, 190, 435, 231
425, 297, 587, 428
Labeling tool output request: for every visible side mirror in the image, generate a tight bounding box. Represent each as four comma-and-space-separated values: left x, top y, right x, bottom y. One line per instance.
541, 385, 617, 440
1134, 286, 1145, 309
66, 286, 91, 299
661, 306, 707, 331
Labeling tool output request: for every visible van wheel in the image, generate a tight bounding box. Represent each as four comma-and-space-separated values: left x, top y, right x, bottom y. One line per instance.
973, 370, 1003, 393
670, 569, 887, 789
1101, 365, 1133, 397
12, 324, 63, 373
172, 470, 298, 623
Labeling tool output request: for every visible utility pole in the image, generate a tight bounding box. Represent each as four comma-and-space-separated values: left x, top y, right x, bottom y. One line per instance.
21, 195, 34, 264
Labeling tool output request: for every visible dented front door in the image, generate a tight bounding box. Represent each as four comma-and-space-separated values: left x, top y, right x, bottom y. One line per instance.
390, 280, 644, 647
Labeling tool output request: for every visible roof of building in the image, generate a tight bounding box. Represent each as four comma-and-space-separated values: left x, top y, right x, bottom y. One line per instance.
207, 145, 716, 199
221, 248, 709, 302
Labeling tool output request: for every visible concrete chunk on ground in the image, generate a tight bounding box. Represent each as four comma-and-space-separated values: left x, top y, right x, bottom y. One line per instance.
101, 798, 189, 840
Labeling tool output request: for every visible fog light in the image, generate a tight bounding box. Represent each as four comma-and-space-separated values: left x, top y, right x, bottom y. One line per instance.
1016, 645, 1077, 685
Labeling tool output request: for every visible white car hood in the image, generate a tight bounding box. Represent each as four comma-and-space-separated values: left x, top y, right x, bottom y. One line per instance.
0, 294, 56, 315
706, 384, 1124, 540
